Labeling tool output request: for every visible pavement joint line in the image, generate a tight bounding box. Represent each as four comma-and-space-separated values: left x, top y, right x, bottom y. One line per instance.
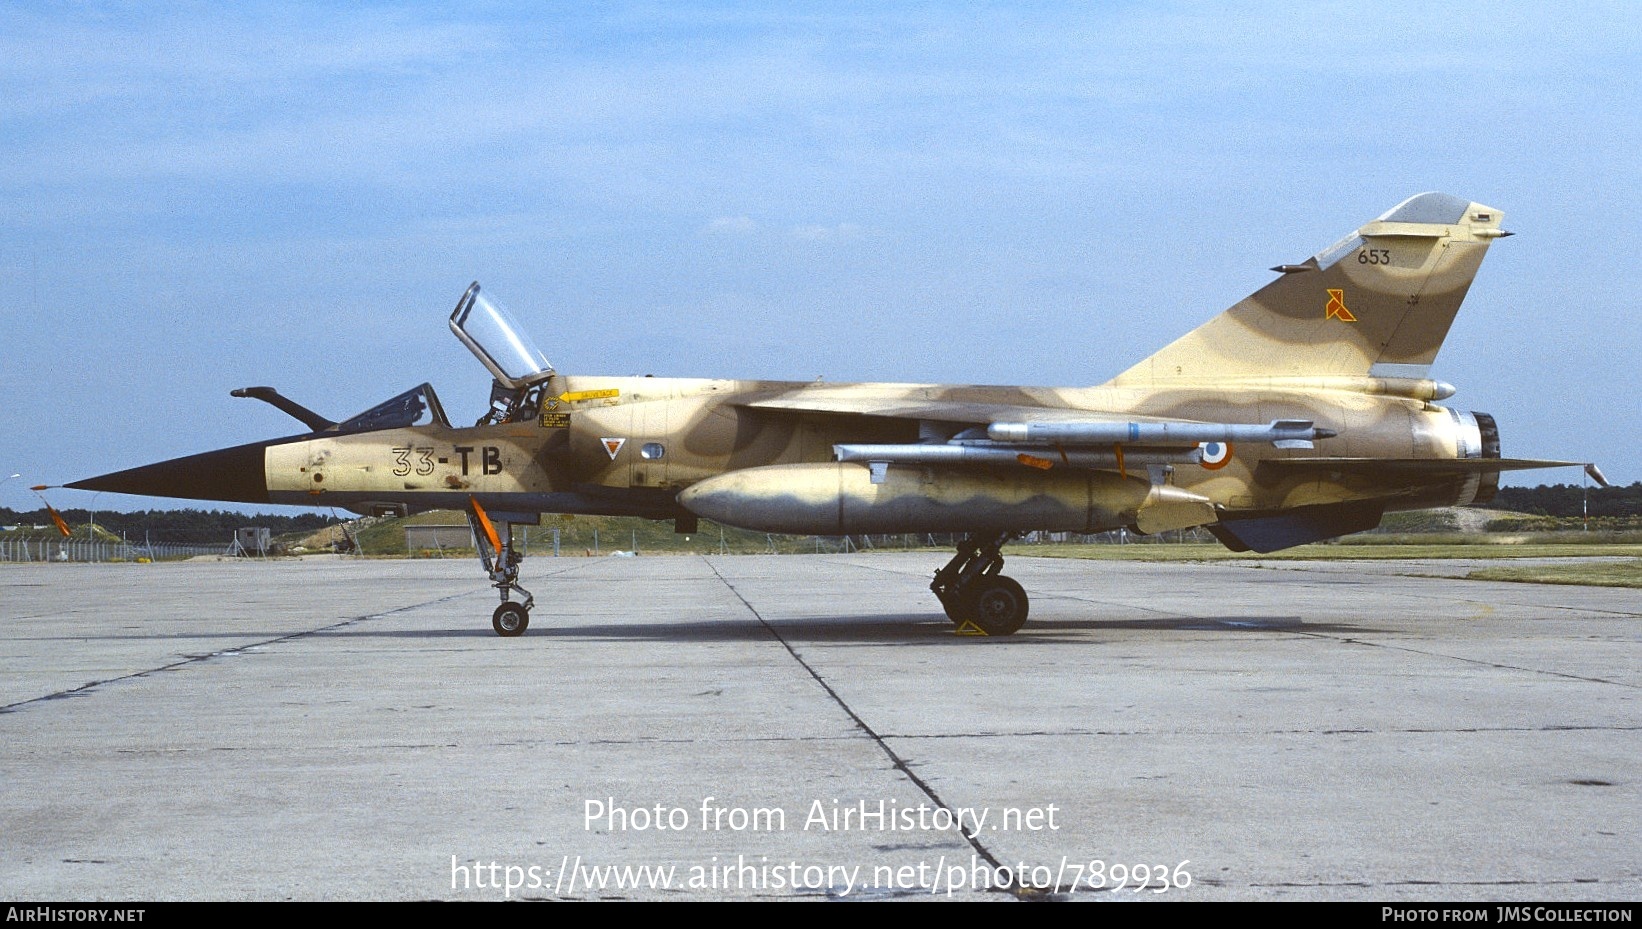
812, 557, 1640, 694
995, 579, 1639, 690
0, 586, 488, 715
794, 558, 1642, 695
1403, 596, 1642, 620
1283, 632, 1638, 689
702, 557, 1031, 900
879, 724, 1642, 739
1041, 585, 1640, 690
3, 556, 1635, 899
19, 724, 1625, 758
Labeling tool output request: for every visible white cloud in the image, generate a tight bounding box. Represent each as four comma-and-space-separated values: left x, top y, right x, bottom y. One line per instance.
704, 215, 758, 234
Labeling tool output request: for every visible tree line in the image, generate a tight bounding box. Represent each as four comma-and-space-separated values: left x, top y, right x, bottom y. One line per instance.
1481, 482, 1641, 518
0, 507, 341, 544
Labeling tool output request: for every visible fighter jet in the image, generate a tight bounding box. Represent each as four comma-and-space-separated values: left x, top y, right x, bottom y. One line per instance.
67, 193, 1606, 637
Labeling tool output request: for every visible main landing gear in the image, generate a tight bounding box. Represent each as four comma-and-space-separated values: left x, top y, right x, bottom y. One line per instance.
466, 499, 534, 637
931, 531, 1029, 636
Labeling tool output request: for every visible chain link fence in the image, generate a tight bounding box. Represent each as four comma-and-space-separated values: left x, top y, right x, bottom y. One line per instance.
0, 536, 231, 563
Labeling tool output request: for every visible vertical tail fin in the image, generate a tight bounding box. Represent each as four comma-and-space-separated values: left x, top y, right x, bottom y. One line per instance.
1109, 193, 1508, 385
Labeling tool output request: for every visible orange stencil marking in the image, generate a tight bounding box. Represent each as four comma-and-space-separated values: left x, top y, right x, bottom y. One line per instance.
469, 496, 502, 552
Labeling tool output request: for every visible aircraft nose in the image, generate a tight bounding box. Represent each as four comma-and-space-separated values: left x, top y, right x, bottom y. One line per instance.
66, 440, 271, 504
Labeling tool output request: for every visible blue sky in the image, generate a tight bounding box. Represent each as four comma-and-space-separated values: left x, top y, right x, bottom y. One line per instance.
2, 3, 1638, 514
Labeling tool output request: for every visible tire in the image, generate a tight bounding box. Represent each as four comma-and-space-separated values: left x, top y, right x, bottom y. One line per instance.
966, 576, 1028, 636
492, 602, 530, 637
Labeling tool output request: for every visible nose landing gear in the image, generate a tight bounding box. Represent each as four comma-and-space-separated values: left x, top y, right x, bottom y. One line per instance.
467, 498, 535, 637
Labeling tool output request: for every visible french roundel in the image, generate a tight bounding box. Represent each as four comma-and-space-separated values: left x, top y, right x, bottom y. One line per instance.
1199, 441, 1234, 470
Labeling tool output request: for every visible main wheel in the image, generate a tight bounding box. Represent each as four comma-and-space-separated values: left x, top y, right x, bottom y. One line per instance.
967, 576, 1029, 636
936, 590, 970, 624
492, 602, 530, 637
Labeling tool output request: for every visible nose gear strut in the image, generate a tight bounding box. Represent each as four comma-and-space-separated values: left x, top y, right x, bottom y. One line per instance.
467, 497, 535, 636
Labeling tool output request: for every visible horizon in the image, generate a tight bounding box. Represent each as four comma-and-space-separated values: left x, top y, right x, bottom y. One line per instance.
4, 5, 1637, 516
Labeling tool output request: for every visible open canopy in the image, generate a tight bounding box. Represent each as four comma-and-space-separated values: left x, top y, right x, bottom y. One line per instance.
448, 282, 554, 389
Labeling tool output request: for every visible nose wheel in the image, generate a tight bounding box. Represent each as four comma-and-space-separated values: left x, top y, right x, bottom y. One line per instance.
493, 601, 530, 637
932, 531, 1029, 636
